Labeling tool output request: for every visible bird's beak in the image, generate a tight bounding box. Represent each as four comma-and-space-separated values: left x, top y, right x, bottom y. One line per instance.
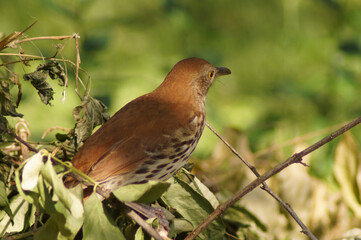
215, 67, 231, 77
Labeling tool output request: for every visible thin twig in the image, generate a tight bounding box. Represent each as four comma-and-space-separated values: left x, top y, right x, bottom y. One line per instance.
0, 53, 80, 69
0, 20, 37, 51
74, 33, 82, 100
260, 186, 316, 239
2, 229, 35, 240
15, 35, 75, 44
205, 122, 317, 240
126, 210, 164, 240
185, 116, 361, 240
0, 126, 38, 153
205, 122, 256, 172
92, 187, 166, 239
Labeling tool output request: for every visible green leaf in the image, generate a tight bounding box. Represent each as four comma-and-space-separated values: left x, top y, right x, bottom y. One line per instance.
0, 181, 13, 223
172, 218, 193, 234
40, 158, 83, 218
162, 177, 225, 239
134, 227, 145, 240
21, 152, 44, 190
54, 201, 84, 239
189, 176, 219, 209
83, 193, 125, 240
34, 215, 60, 240
231, 205, 267, 232
0, 195, 29, 237
35, 188, 83, 240
36, 175, 57, 214
113, 181, 171, 203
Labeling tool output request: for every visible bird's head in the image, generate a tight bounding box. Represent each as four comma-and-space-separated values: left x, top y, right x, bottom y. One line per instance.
156, 57, 231, 103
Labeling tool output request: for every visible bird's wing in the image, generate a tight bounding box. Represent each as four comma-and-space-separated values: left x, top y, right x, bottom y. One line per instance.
85, 137, 148, 182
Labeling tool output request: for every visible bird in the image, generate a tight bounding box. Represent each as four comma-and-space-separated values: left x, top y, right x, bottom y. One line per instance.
65, 57, 231, 196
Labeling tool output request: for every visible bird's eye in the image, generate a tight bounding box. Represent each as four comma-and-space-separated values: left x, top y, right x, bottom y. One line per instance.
208, 71, 214, 78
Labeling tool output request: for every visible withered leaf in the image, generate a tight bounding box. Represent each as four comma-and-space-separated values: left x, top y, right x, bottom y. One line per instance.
0, 115, 9, 139
73, 97, 110, 145
37, 61, 66, 86
23, 61, 66, 105
0, 80, 23, 118
23, 70, 54, 105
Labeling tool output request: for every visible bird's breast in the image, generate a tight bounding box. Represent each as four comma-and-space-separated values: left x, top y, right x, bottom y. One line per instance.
110, 113, 205, 187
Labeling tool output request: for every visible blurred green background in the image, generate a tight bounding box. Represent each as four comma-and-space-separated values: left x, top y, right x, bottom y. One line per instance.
2, 0, 360, 152
2, 0, 361, 238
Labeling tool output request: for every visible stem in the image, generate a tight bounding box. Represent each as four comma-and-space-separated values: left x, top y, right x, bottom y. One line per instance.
186, 116, 361, 240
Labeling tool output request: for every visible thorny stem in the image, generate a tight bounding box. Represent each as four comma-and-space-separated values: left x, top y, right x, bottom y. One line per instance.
185, 116, 361, 240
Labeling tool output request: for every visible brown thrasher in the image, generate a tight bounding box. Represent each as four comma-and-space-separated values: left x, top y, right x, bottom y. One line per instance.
66, 57, 231, 195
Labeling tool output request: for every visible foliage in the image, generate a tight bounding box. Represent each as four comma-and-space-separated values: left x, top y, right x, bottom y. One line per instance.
23, 61, 66, 105
0, 26, 263, 239
1, 0, 361, 239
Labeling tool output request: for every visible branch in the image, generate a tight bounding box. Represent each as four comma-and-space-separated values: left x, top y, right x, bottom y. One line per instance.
0, 20, 37, 51
74, 33, 82, 100
205, 122, 317, 239
186, 116, 361, 240
0, 126, 38, 153
126, 210, 165, 240
15, 35, 76, 44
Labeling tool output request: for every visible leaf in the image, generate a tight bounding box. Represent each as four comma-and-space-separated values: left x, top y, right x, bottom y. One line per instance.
113, 181, 171, 203
189, 176, 219, 209
0, 115, 9, 139
0, 162, 10, 185
231, 205, 267, 232
0, 181, 13, 223
40, 158, 84, 218
23, 70, 54, 105
36, 175, 56, 214
162, 177, 225, 239
172, 218, 193, 234
0, 31, 22, 51
334, 132, 361, 218
22, 61, 66, 106
37, 61, 66, 86
83, 193, 125, 240
0, 195, 29, 237
34, 186, 83, 240
0, 80, 23, 117
21, 152, 44, 190
34, 215, 60, 240
54, 200, 84, 239
72, 97, 110, 145
134, 227, 145, 240
34, 201, 83, 240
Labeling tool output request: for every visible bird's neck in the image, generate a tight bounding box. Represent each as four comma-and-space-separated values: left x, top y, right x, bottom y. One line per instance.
151, 81, 206, 114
